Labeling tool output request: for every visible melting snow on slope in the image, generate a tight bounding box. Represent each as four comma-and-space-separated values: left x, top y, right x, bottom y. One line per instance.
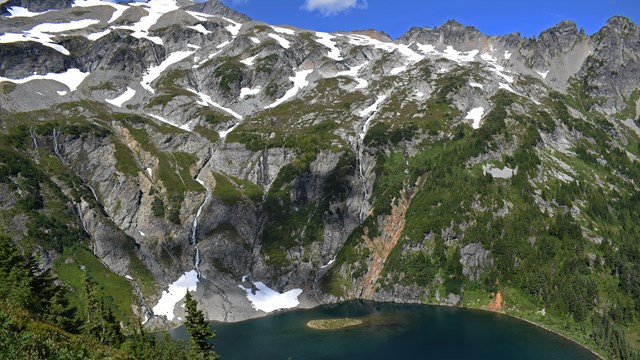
222, 17, 242, 37
188, 24, 211, 35
87, 29, 111, 41
345, 34, 423, 75
141, 50, 195, 93
185, 11, 211, 22
536, 70, 549, 79
360, 95, 386, 117
240, 55, 258, 66
114, 0, 180, 45
5, 6, 50, 17
250, 37, 260, 44
73, 0, 128, 23
469, 82, 484, 89
268, 33, 290, 49
105, 87, 136, 107
465, 107, 485, 129
239, 87, 261, 99
152, 270, 199, 321
442, 46, 479, 63
266, 69, 313, 109
270, 25, 295, 35
359, 95, 387, 139
0, 19, 101, 54
336, 63, 369, 89
238, 281, 303, 313
390, 66, 407, 75
186, 88, 243, 120
148, 113, 193, 132
0, 68, 89, 92
315, 32, 342, 61
504, 51, 512, 60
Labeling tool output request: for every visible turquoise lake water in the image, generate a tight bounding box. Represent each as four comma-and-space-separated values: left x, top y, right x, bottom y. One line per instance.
169, 301, 598, 360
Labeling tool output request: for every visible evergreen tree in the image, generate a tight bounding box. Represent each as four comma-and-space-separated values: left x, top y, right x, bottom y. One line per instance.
47, 285, 81, 333
184, 291, 219, 359
82, 272, 101, 338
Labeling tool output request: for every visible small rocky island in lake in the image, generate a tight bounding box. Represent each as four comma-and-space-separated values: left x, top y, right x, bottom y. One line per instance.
306, 318, 364, 330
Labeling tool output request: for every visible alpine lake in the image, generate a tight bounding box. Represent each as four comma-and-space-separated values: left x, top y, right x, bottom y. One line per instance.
168, 301, 598, 360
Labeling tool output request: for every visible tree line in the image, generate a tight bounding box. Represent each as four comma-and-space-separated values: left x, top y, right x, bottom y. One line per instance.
0, 233, 219, 359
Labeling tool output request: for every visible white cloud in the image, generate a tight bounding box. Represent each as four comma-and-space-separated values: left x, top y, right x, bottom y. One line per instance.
302, 0, 367, 15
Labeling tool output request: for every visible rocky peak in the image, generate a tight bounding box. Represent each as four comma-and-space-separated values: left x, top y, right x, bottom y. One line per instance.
397, 19, 485, 49
184, 0, 251, 23
349, 29, 392, 42
537, 20, 585, 52
1, 0, 72, 14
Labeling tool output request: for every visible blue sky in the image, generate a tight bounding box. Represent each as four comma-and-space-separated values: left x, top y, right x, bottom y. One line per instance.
217, 0, 640, 39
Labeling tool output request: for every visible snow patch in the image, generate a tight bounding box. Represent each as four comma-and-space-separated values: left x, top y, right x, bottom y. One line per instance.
240, 55, 258, 66
113, 0, 180, 45
250, 37, 260, 44
315, 32, 342, 61
188, 24, 211, 35
87, 29, 111, 41
499, 82, 516, 93
442, 46, 478, 63
239, 86, 261, 99
336, 62, 368, 89
359, 94, 386, 118
268, 33, 290, 49
0, 68, 89, 92
469, 82, 484, 89
148, 113, 193, 132
504, 51, 512, 60
105, 87, 136, 107
57, 90, 67, 96
5, 6, 49, 17
152, 270, 199, 321
465, 107, 485, 129
186, 88, 243, 120
536, 70, 549, 79
238, 281, 302, 313
390, 66, 407, 75
266, 69, 313, 109
0, 19, 101, 54
138, 230, 146, 237
141, 50, 195, 93
222, 17, 242, 36
73, 0, 128, 23
270, 25, 295, 35
125, 275, 134, 280
359, 95, 387, 140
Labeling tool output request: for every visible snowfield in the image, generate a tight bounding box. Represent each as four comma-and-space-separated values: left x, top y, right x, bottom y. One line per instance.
239, 281, 303, 313
152, 270, 199, 321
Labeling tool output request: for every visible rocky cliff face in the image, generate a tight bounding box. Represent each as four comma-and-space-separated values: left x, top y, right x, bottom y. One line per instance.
1, 0, 639, 329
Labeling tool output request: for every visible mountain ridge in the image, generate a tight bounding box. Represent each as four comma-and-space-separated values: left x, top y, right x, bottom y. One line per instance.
1, 1, 640, 358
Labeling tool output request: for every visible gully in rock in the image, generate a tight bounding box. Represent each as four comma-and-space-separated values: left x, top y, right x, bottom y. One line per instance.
191, 179, 211, 279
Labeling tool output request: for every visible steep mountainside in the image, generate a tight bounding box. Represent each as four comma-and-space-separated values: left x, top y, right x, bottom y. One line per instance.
1, 1, 640, 356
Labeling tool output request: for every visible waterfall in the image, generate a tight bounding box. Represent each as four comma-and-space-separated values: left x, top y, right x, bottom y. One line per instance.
76, 203, 90, 235
52, 128, 67, 165
191, 179, 210, 278
29, 127, 38, 154
355, 95, 387, 223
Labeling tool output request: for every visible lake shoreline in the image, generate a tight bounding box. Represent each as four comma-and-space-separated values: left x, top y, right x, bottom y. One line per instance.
156, 297, 605, 359
481, 308, 605, 360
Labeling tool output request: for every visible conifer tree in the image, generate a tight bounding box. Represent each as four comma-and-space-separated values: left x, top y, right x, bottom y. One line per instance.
184, 290, 219, 359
